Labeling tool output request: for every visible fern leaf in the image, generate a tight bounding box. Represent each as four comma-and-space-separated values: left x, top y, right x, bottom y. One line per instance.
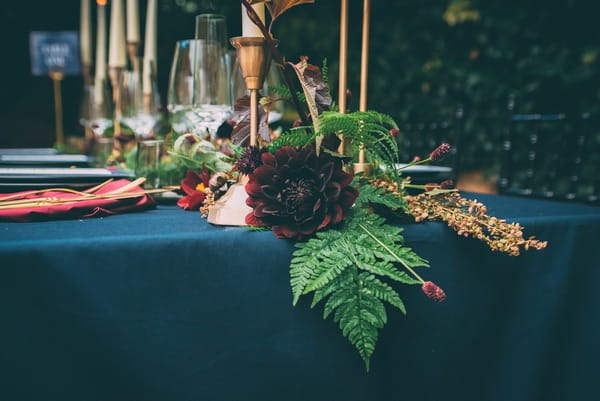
361, 273, 407, 314
268, 128, 315, 153
354, 182, 406, 209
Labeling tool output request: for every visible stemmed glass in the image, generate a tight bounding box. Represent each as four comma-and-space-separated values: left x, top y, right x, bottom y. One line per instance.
189, 14, 232, 138
167, 39, 197, 137
120, 66, 160, 139
80, 79, 113, 137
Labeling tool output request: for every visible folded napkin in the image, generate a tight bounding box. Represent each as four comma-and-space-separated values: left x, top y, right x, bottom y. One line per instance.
0, 179, 155, 222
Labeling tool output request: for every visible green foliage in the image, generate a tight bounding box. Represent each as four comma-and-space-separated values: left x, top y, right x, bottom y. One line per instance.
169, 134, 236, 173
353, 179, 407, 210
290, 187, 428, 369
318, 111, 401, 181
267, 127, 316, 153
267, 84, 306, 104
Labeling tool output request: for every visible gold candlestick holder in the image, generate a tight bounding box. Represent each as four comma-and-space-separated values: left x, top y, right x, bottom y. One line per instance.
127, 42, 141, 73
108, 66, 124, 164
208, 36, 273, 226
49, 69, 65, 146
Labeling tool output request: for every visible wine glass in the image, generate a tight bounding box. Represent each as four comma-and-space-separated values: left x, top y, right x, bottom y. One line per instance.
120, 66, 160, 140
80, 78, 113, 137
190, 14, 232, 138
167, 39, 197, 136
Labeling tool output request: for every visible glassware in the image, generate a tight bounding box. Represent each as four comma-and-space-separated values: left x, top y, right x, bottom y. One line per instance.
167, 39, 197, 136
190, 14, 232, 138
120, 68, 160, 139
135, 139, 184, 202
80, 79, 113, 137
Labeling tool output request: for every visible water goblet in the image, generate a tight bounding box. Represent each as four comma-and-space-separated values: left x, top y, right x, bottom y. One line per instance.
190, 14, 232, 138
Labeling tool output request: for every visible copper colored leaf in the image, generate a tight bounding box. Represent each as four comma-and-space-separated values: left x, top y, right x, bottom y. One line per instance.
231, 95, 270, 146
260, 0, 315, 22
289, 57, 331, 153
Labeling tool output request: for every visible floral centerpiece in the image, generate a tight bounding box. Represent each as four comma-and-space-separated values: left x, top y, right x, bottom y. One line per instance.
171, 0, 547, 370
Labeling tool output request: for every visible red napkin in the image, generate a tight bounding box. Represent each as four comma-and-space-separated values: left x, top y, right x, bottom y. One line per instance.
0, 179, 156, 222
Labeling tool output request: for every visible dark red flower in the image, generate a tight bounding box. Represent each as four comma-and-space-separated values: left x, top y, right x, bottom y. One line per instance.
177, 169, 210, 210
245, 146, 359, 240
389, 128, 400, 137
421, 281, 446, 302
235, 146, 267, 175
429, 143, 451, 162
439, 179, 454, 189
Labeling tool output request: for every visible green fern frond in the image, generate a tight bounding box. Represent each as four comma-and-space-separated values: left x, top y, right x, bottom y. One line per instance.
268, 128, 316, 153
354, 182, 406, 209
322, 58, 329, 86
290, 205, 429, 369
267, 84, 306, 103
318, 111, 401, 181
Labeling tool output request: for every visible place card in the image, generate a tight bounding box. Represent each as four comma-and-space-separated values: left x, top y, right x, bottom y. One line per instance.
30, 31, 81, 76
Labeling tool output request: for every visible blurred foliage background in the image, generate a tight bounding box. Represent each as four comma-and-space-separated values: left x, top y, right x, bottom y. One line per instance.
1, 0, 598, 174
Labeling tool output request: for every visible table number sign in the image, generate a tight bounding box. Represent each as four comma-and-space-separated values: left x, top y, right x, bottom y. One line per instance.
30, 31, 81, 76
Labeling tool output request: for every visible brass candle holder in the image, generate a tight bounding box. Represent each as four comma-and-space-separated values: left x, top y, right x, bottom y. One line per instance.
353, 0, 374, 177
207, 36, 273, 226
49, 69, 65, 146
229, 36, 274, 146
127, 41, 141, 73
108, 66, 124, 163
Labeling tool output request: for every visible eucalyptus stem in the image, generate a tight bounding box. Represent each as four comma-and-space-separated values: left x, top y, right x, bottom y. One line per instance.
240, 0, 310, 126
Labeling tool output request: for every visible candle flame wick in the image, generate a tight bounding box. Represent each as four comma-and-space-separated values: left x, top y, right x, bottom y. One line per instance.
96, 0, 107, 5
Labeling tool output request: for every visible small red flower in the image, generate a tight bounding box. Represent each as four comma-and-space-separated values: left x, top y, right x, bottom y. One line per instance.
439, 179, 454, 189
429, 143, 451, 162
177, 169, 211, 210
389, 128, 400, 137
422, 281, 446, 302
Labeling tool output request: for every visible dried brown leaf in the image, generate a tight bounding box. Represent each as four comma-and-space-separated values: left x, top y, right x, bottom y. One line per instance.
254, 0, 315, 22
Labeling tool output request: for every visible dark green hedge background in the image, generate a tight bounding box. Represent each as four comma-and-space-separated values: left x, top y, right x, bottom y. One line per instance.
1, 0, 598, 171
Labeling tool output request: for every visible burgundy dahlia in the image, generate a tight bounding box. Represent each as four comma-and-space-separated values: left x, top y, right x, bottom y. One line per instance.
429, 143, 451, 162
421, 281, 446, 302
245, 146, 359, 240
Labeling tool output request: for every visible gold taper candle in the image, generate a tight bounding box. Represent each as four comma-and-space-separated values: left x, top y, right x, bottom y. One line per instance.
108, 0, 127, 68
338, 0, 349, 114
358, 0, 370, 164
80, 0, 92, 66
359, 0, 370, 112
94, 2, 107, 105
337, 0, 349, 156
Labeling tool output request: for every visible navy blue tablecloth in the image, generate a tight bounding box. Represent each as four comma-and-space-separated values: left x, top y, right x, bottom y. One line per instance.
1, 194, 599, 401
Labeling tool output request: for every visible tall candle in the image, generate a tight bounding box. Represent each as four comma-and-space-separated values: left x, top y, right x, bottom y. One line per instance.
95, 2, 107, 104
241, 3, 265, 37
108, 0, 127, 67
126, 0, 140, 43
80, 0, 91, 65
359, 0, 370, 112
143, 0, 157, 94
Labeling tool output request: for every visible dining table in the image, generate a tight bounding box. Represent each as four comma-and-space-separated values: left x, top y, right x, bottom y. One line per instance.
1, 192, 599, 401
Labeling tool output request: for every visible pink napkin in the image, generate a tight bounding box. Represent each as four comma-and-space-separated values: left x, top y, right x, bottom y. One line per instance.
0, 179, 156, 222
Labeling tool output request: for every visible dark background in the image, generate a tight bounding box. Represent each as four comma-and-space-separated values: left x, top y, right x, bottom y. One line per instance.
0, 0, 598, 172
